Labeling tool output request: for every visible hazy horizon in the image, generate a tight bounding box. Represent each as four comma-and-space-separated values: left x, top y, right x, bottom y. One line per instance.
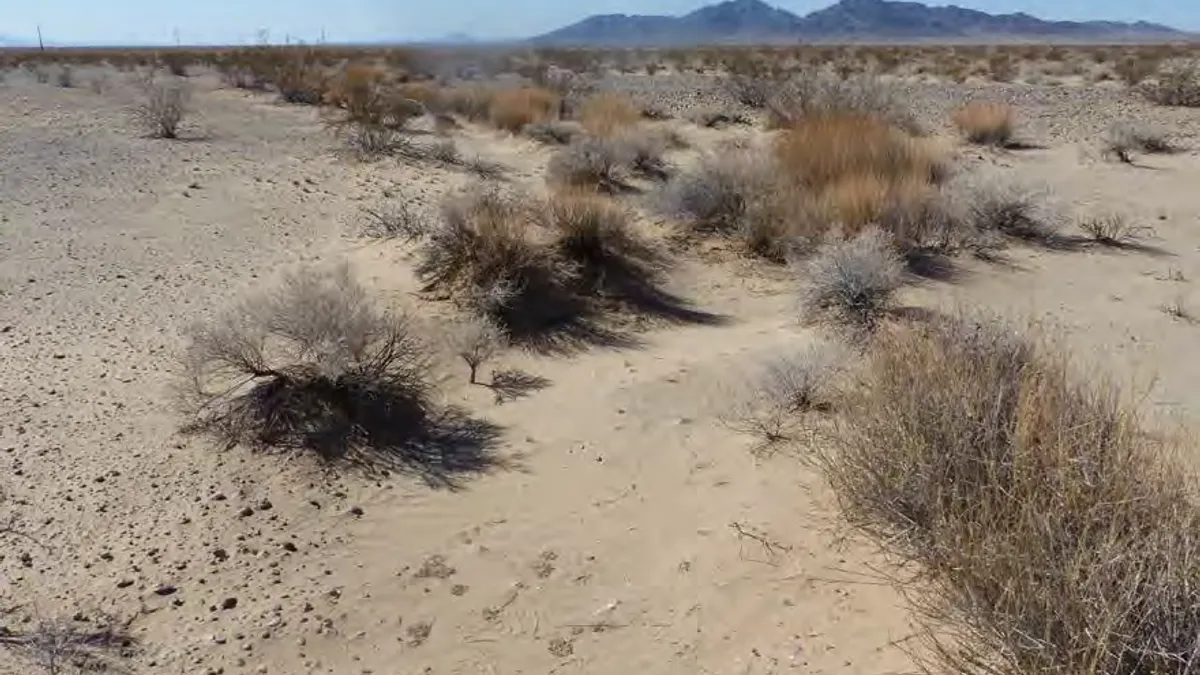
3, 0, 1198, 47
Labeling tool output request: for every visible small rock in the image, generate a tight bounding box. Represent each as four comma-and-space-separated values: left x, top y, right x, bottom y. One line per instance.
349, 506, 364, 517
154, 585, 177, 596
221, 597, 238, 610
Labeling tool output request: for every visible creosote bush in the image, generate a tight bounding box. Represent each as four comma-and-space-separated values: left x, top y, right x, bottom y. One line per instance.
134, 77, 191, 139
180, 264, 435, 464
816, 315, 1200, 675
952, 101, 1016, 146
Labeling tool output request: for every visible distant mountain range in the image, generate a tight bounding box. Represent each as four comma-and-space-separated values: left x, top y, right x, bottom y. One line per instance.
530, 0, 1188, 46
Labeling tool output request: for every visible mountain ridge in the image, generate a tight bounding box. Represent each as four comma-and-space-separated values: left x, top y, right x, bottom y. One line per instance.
530, 0, 1187, 46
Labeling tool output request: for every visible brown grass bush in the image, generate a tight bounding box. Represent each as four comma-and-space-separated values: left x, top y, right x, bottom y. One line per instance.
952, 101, 1016, 146
179, 264, 447, 468
577, 92, 642, 137
816, 314, 1200, 675
134, 77, 191, 139
774, 113, 945, 190
488, 87, 560, 133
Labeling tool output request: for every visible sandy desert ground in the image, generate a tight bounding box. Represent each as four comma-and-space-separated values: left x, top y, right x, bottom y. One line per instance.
3, 59, 1200, 675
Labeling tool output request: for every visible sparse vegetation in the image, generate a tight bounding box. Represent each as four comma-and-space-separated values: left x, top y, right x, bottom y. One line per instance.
133, 77, 191, 139
1140, 59, 1200, 107
546, 135, 635, 192
522, 120, 583, 145
722, 342, 844, 448
1102, 121, 1175, 163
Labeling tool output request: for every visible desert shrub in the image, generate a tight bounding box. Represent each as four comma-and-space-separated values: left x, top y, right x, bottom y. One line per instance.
159, 51, 190, 77
134, 78, 191, 139
952, 101, 1015, 146
660, 148, 773, 235
442, 85, 495, 121
362, 201, 426, 240
817, 314, 1200, 675
1114, 54, 1161, 86
768, 70, 921, 135
417, 188, 569, 332
273, 49, 328, 105
325, 64, 424, 157
55, 65, 75, 88
609, 129, 668, 181
488, 87, 560, 133
985, 53, 1019, 82
180, 264, 436, 465
546, 135, 634, 192
1102, 121, 1175, 163
577, 92, 642, 136
521, 120, 583, 145
799, 228, 904, 337
542, 191, 663, 295
948, 178, 1058, 244
1140, 59, 1200, 107
722, 342, 845, 447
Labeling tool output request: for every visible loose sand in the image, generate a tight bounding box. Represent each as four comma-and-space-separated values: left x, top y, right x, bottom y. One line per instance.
2, 66, 1200, 674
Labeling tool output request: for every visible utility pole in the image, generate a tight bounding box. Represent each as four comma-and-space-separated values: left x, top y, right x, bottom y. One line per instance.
320, 27, 326, 44
36, 25, 44, 51
173, 27, 180, 47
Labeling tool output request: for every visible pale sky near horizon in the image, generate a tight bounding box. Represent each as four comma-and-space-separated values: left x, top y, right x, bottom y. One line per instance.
4, 0, 1198, 46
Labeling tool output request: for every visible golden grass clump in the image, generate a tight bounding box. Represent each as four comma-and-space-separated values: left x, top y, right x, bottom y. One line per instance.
952, 101, 1016, 146
817, 314, 1200, 675
488, 87, 561, 133
774, 113, 945, 191
577, 92, 644, 136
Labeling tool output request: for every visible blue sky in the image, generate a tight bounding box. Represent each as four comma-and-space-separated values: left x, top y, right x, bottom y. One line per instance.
3, 0, 1197, 46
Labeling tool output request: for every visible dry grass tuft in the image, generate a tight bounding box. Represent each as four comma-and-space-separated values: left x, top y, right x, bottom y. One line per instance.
952, 101, 1016, 146
817, 314, 1200, 675
774, 113, 945, 191
577, 92, 644, 137
488, 87, 561, 133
